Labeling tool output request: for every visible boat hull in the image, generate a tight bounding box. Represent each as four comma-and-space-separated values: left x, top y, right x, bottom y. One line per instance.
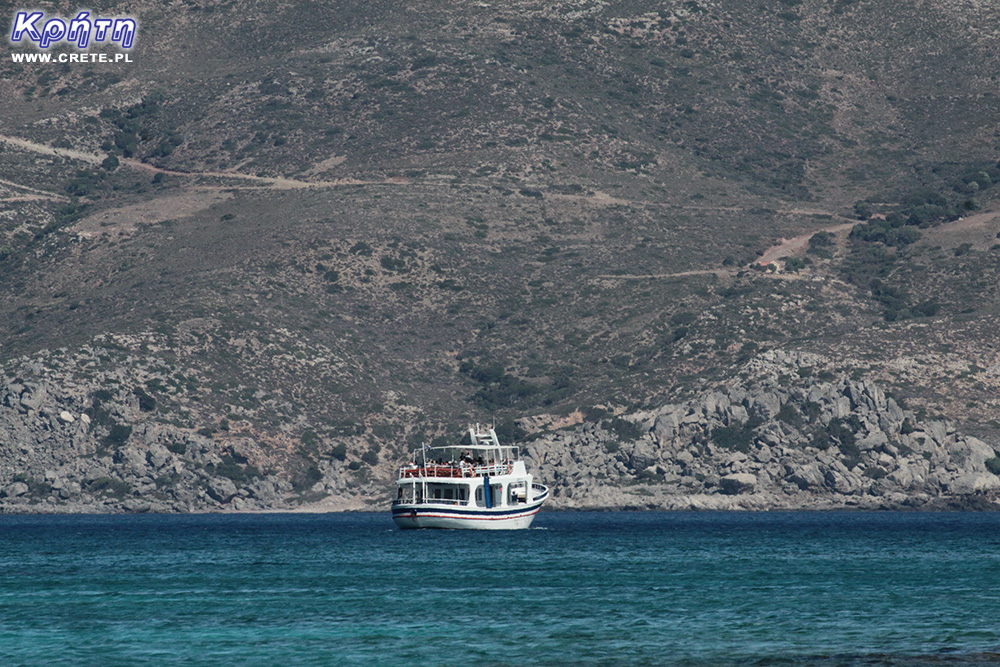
392, 500, 544, 530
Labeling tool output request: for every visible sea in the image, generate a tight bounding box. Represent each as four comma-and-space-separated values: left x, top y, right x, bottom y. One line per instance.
2, 511, 999, 666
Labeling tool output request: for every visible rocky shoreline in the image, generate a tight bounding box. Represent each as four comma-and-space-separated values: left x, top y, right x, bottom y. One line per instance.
524, 351, 1000, 512
3, 350, 1000, 513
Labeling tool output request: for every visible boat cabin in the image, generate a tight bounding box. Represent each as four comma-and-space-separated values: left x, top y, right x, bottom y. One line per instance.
395, 425, 535, 509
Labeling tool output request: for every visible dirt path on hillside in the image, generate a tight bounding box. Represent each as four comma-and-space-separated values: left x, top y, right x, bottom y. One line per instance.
0, 133, 398, 191
0, 175, 68, 201
597, 218, 858, 281
597, 269, 731, 280
746, 209, 1000, 269
930, 208, 1000, 233
5, 130, 999, 275
756, 221, 858, 264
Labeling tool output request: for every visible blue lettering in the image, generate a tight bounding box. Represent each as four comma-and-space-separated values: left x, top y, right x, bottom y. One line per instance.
38, 18, 66, 48
93, 17, 112, 41
10, 10, 137, 49
111, 18, 136, 49
10, 11, 43, 42
67, 11, 91, 48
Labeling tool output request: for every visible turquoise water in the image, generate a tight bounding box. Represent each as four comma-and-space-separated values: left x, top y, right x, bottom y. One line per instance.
2, 512, 1000, 666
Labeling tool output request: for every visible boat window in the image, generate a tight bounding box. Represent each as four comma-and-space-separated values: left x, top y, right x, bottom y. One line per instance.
476, 484, 504, 507
509, 483, 526, 504
427, 484, 468, 504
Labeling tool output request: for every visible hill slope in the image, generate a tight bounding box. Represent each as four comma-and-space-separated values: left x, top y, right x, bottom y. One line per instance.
2, 0, 1000, 511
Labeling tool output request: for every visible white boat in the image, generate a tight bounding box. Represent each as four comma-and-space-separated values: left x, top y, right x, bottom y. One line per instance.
391, 424, 548, 530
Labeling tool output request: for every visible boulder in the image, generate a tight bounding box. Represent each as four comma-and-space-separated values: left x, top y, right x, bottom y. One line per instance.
857, 431, 888, 452
807, 384, 836, 406
789, 463, 824, 490
653, 406, 680, 443
948, 437, 995, 472
924, 421, 949, 446
885, 398, 905, 423
1, 482, 30, 498
725, 404, 749, 425
627, 440, 660, 471
674, 450, 694, 467
831, 396, 852, 420
206, 476, 237, 503
702, 392, 730, 418
19, 385, 46, 411
947, 473, 1000, 495
749, 391, 781, 421
824, 468, 860, 495
720, 473, 756, 495
146, 443, 172, 470
114, 446, 149, 475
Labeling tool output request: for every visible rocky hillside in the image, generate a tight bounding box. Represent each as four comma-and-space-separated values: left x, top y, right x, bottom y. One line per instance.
4, 348, 999, 513
3, 1, 1000, 512
526, 351, 1000, 511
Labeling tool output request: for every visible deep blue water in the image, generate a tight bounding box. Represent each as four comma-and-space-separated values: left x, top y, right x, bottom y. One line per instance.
2, 511, 1000, 666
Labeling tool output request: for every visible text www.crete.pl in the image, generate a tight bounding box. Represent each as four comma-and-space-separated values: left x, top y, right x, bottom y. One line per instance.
11, 52, 133, 63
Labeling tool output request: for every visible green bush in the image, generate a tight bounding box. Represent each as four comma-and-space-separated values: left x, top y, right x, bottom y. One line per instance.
134, 387, 156, 412
459, 359, 538, 410
863, 466, 888, 480
494, 419, 527, 444
840, 440, 862, 469
87, 476, 131, 499
853, 201, 873, 220
776, 403, 803, 427
293, 464, 323, 491
711, 424, 755, 453
208, 455, 260, 485
986, 456, 1000, 476
808, 231, 835, 248
606, 417, 643, 442
784, 257, 806, 272
103, 424, 133, 447
583, 406, 612, 421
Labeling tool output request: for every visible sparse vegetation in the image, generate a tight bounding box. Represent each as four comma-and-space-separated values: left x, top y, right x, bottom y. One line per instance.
1, 0, 1000, 512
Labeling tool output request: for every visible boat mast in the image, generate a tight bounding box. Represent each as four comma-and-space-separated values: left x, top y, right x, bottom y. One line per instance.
421, 444, 428, 503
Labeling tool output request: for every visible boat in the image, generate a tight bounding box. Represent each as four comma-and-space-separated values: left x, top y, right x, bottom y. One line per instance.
391, 424, 548, 530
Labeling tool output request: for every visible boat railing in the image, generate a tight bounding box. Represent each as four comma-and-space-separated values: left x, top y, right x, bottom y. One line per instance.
397, 462, 514, 479
392, 497, 465, 506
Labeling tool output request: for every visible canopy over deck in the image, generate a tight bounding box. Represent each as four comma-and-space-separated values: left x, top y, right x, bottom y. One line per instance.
406, 424, 520, 465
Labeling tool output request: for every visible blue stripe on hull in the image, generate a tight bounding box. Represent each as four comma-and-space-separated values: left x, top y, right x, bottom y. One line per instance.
391, 498, 546, 530
392, 503, 541, 519
392, 506, 541, 530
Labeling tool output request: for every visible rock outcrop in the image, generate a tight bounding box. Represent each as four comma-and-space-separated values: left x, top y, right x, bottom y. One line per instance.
0, 361, 373, 513
522, 351, 1000, 511
2, 348, 1000, 513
